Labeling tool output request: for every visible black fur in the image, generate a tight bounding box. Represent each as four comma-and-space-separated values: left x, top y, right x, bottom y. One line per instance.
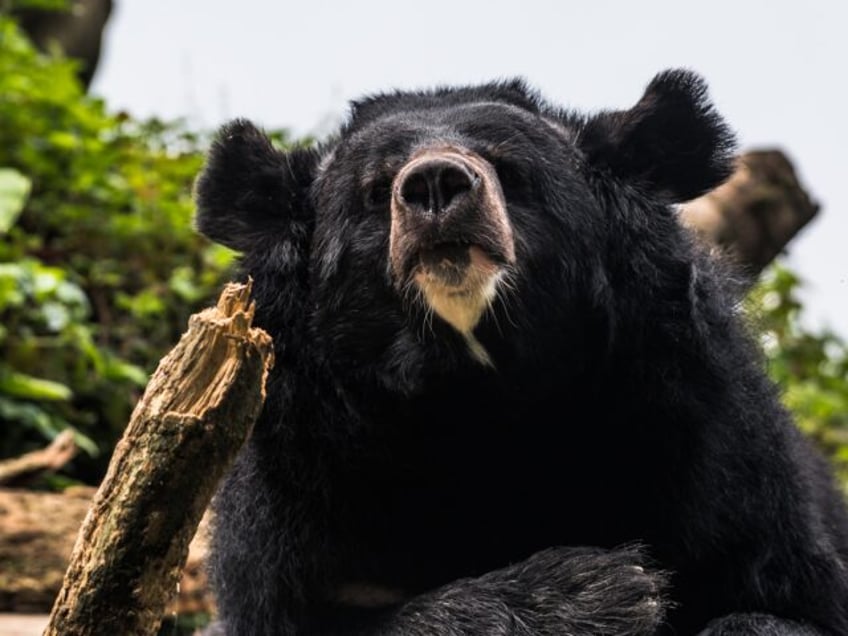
195, 69, 848, 635
577, 69, 736, 203
195, 119, 319, 252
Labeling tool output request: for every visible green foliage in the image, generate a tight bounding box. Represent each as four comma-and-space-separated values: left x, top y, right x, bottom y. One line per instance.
747, 265, 848, 493
0, 15, 244, 480
0, 168, 31, 231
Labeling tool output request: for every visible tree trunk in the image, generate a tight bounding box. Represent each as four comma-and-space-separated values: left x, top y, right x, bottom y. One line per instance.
43, 281, 273, 636
681, 149, 819, 278
13, 0, 114, 89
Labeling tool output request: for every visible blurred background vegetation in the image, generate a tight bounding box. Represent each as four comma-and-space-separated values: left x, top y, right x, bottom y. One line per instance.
0, 4, 240, 485
0, 2, 846, 497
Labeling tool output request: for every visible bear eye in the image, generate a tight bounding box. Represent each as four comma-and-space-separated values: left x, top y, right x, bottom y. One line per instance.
365, 178, 393, 210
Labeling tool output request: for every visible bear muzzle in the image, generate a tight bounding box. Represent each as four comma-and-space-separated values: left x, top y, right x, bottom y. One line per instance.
389, 146, 515, 336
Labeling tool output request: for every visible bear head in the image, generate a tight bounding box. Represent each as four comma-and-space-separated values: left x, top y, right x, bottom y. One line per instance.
194, 70, 735, 392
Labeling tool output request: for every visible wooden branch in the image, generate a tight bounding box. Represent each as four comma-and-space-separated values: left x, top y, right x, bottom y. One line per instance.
681, 149, 819, 277
43, 281, 273, 636
0, 430, 78, 487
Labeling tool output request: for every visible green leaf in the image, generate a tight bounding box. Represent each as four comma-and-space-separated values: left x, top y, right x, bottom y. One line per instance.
0, 168, 31, 233
69, 428, 99, 456
102, 358, 149, 386
7, 0, 69, 9
0, 370, 73, 401
0, 396, 65, 439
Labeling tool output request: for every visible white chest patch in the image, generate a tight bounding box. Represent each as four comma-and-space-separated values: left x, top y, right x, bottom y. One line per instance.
417, 271, 500, 335
464, 332, 494, 367
414, 246, 502, 366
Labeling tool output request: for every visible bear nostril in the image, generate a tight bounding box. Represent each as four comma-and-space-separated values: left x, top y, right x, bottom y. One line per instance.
400, 172, 430, 210
439, 166, 473, 209
399, 160, 475, 214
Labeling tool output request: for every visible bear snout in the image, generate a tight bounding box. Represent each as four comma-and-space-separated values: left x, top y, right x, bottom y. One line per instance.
388, 146, 515, 336
389, 146, 515, 291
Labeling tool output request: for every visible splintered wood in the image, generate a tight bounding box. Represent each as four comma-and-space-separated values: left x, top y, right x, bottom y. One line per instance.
44, 281, 273, 636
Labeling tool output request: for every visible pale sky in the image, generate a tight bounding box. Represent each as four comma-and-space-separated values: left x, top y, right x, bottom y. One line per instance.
91, 0, 848, 337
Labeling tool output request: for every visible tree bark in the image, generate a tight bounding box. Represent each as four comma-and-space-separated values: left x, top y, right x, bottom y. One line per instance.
681, 149, 819, 278
43, 281, 273, 636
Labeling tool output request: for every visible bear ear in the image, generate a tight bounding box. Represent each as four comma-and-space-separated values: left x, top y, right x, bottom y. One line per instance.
194, 119, 319, 251
577, 69, 737, 203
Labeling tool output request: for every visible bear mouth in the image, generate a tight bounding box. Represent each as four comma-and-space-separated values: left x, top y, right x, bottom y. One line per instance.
417, 242, 474, 287
414, 242, 503, 287
412, 242, 503, 335
408, 240, 510, 286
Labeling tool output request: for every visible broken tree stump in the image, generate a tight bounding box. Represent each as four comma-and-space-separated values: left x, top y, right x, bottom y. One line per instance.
681, 149, 819, 277
43, 281, 273, 636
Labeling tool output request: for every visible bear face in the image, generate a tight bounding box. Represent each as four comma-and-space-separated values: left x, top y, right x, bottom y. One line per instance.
196, 70, 734, 385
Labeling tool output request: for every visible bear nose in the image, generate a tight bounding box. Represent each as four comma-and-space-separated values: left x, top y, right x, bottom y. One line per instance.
398, 158, 476, 215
